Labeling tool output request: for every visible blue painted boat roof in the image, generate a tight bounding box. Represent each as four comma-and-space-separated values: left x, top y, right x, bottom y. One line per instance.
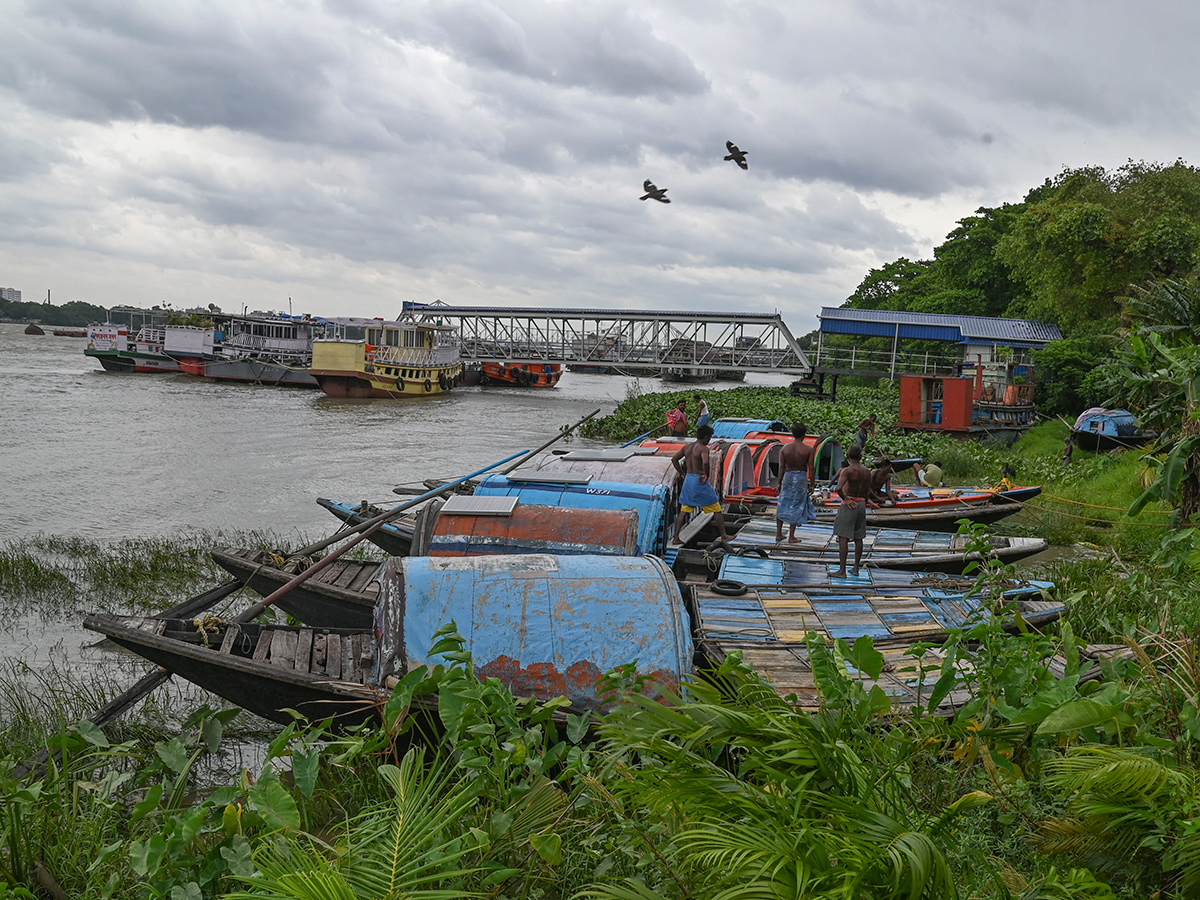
710, 418, 787, 439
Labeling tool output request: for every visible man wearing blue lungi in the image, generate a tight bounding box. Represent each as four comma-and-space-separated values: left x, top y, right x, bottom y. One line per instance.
670, 424, 731, 546
774, 422, 817, 543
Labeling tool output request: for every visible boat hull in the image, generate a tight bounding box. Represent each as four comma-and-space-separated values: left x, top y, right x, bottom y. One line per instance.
316, 499, 416, 556
1070, 429, 1153, 453
199, 358, 319, 388
480, 362, 562, 387
85, 349, 180, 373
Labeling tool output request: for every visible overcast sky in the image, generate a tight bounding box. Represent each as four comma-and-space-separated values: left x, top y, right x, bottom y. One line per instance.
2, 0, 1197, 331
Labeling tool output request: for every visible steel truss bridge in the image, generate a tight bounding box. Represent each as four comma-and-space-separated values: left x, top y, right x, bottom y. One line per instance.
401, 303, 812, 375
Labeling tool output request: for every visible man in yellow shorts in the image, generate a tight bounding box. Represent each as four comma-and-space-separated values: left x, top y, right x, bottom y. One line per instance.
670, 424, 731, 546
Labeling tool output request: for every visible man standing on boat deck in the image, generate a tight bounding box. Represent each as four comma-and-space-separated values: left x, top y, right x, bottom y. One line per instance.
774, 422, 816, 543
670, 424, 730, 546
694, 394, 710, 432
666, 399, 688, 437
832, 444, 876, 578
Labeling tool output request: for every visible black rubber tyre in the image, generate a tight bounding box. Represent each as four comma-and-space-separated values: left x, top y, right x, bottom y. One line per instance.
710, 579, 748, 596
424, 378, 433, 392
395, 377, 405, 391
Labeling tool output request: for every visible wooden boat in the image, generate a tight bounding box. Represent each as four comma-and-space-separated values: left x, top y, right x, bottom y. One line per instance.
84, 614, 393, 727
413, 497, 640, 558
687, 516, 1047, 574
210, 547, 381, 629
690, 579, 1064, 645
85, 322, 180, 373
474, 473, 672, 556
52, 328, 86, 337
479, 362, 562, 387
715, 555, 1055, 601
310, 313, 463, 399
86, 554, 691, 723
1071, 408, 1154, 452
316, 498, 417, 556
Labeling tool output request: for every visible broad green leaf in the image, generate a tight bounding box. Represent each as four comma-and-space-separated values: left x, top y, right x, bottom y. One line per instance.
481, 867, 522, 887
1036, 699, 1123, 735
155, 738, 189, 773
75, 719, 110, 747
130, 834, 167, 876
219, 835, 256, 877
848, 634, 884, 681
530, 831, 563, 866
566, 712, 590, 744
131, 784, 163, 823
170, 882, 202, 900
249, 777, 301, 831
291, 749, 320, 800
201, 714, 224, 753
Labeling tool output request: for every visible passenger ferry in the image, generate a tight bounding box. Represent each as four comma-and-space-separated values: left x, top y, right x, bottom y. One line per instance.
85, 321, 179, 373
309, 313, 463, 398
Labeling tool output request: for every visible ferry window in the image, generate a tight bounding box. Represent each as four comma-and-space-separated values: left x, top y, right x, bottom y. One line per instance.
403, 328, 417, 348
367, 328, 380, 345
385, 328, 400, 347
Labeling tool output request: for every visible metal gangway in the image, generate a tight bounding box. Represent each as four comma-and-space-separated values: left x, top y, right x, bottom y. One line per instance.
400, 303, 812, 375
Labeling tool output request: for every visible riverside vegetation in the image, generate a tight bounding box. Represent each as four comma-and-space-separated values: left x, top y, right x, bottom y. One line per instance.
2, 385, 1198, 899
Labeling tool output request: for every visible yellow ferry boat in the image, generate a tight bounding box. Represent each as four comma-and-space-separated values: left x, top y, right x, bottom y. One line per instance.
309, 314, 463, 398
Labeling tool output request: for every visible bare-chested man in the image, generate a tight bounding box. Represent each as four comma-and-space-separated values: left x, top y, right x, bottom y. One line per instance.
774, 422, 816, 543
832, 444, 877, 578
670, 424, 730, 545
870, 458, 898, 504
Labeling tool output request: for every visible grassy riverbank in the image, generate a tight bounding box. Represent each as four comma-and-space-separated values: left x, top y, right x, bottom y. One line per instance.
1, 407, 1197, 898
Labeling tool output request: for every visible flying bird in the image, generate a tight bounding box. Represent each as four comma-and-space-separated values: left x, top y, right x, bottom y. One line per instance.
724, 140, 749, 170
640, 180, 670, 203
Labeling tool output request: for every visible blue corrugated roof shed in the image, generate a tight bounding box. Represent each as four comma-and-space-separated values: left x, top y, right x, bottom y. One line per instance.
818, 308, 1062, 347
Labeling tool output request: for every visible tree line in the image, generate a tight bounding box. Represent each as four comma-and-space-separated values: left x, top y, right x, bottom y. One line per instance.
841, 158, 1200, 418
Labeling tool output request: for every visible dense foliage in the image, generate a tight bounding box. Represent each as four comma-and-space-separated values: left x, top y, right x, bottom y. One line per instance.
0, 298, 110, 327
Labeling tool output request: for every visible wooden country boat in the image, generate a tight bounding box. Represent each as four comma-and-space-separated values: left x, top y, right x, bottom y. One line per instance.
480, 362, 562, 387
210, 547, 381, 629
310, 314, 463, 399
412, 496, 640, 558
316, 498, 417, 556
52, 328, 86, 337
690, 578, 1064, 645
474, 473, 672, 556
693, 516, 1047, 575
1071, 408, 1155, 453
86, 554, 691, 723
85, 323, 180, 373
715, 555, 1055, 601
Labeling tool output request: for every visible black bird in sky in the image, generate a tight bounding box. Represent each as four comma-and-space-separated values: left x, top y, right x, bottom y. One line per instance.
724, 140, 749, 170
640, 180, 670, 203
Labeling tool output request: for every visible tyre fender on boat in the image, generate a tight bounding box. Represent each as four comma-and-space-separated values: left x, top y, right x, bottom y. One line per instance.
438, 373, 448, 390
395, 377, 405, 392
424, 378, 433, 392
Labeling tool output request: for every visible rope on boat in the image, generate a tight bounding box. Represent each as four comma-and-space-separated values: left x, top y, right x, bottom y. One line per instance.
192, 613, 225, 647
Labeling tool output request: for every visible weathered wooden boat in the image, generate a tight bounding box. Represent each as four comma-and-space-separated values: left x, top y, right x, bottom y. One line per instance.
411, 496, 640, 558
533, 448, 680, 488
85, 554, 692, 723
316, 498, 416, 556
474, 473, 672, 556
210, 547, 381, 629
83, 614, 388, 727
85, 322, 180, 373
696, 634, 1126, 713
52, 328, 86, 337
24, 323, 45, 335
479, 362, 562, 387
1071, 408, 1154, 452
310, 313, 463, 399
716, 555, 1055, 600
690, 577, 1063, 645
699, 516, 1047, 574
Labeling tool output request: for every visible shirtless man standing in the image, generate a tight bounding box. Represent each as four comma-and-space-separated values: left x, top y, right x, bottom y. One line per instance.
670, 424, 730, 545
832, 444, 877, 578
774, 423, 816, 543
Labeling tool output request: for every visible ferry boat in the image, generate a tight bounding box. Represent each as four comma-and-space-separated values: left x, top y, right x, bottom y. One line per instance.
85, 322, 179, 373
479, 361, 562, 387
163, 323, 222, 375
187, 313, 349, 388
309, 314, 463, 398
